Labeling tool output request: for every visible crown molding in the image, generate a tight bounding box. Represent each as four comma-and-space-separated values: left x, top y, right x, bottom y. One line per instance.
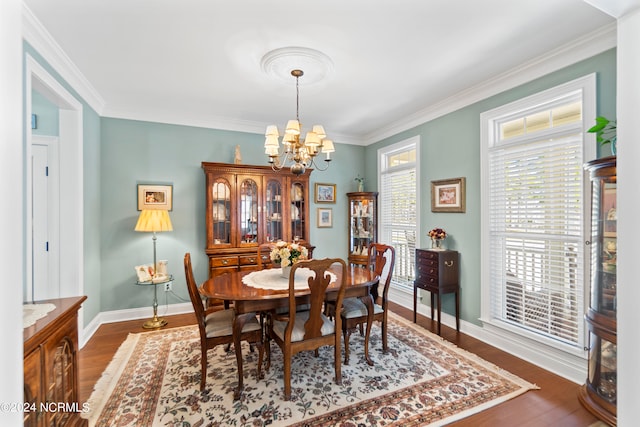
22, 3, 105, 114
363, 23, 617, 145
101, 106, 363, 146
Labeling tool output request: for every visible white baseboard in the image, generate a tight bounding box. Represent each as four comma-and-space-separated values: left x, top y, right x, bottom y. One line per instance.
79, 290, 587, 384
389, 287, 587, 384
79, 302, 193, 348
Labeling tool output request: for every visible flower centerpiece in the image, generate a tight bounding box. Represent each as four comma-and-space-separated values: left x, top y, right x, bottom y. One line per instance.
270, 241, 309, 277
428, 227, 447, 250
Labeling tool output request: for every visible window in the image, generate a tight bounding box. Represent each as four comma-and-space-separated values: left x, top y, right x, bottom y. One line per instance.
379, 137, 419, 290
480, 75, 596, 354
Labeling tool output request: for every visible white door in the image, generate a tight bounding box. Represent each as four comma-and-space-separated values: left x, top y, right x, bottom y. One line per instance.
31, 136, 60, 301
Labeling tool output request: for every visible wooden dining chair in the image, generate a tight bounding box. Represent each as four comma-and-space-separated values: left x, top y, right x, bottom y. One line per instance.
257, 242, 276, 270
266, 258, 347, 400
183, 253, 264, 392
341, 243, 395, 364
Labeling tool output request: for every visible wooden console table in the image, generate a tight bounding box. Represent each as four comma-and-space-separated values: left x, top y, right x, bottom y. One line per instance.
413, 249, 460, 335
23, 296, 87, 427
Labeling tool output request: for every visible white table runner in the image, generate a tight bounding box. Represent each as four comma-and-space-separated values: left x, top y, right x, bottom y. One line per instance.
23, 303, 56, 328
242, 268, 337, 291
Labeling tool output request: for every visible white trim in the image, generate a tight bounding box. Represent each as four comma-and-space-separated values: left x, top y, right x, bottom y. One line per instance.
79, 302, 193, 348
478, 74, 596, 374
25, 53, 85, 329
22, 3, 105, 114
391, 294, 586, 384
363, 23, 616, 146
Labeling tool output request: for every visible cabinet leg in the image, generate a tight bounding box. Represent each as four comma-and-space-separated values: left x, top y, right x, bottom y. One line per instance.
455, 291, 460, 332
413, 285, 417, 323
437, 294, 442, 335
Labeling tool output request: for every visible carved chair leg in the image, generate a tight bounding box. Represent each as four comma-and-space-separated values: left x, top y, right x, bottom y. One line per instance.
343, 327, 351, 365
200, 348, 207, 391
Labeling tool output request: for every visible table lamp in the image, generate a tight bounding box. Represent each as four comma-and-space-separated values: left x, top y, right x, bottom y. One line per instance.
135, 209, 173, 328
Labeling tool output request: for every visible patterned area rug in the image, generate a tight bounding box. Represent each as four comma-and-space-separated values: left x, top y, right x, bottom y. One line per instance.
83, 313, 538, 426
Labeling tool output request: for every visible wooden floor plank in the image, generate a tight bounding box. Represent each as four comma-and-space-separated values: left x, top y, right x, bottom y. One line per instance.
78, 303, 599, 426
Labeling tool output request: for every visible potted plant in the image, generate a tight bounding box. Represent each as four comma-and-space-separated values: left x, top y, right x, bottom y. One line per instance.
587, 116, 616, 155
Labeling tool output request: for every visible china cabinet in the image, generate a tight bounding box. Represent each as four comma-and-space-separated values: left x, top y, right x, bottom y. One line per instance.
347, 192, 378, 266
578, 156, 616, 426
202, 162, 313, 279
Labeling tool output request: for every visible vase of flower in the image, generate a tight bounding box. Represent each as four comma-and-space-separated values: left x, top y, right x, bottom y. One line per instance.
431, 238, 445, 250
280, 265, 292, 278
428, 227, 447, 251
270, 241, 309, 277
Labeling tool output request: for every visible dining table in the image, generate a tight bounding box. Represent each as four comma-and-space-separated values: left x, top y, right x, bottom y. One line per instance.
199, 263, 380, 398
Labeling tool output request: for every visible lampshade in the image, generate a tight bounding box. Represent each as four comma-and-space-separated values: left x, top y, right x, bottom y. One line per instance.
264, 135, 279, 147
285, 120, 301, 135
265, 125, 279, 137
312, 125, 326, 139
303, 131, 321, 147
135, 210, 173, 233
321, 139, 335, 153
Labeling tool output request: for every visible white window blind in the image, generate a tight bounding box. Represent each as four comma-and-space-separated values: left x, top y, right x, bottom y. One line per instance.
379, 139, 418, 290
489, 135, 584, 345
482, 74, 596, 355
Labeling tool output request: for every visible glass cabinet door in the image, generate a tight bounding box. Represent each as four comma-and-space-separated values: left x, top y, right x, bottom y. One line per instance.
592, 180, 617, 318
580, 156, 617, 425
239, 178, 259, 245
290, 181, 305, 242
265, 178, 283, 242
211, 179, 231, 245
348, 192, 378, 266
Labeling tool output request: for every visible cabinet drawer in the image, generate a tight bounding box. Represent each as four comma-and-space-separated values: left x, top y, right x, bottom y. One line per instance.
239, 254, 259, 266
416, 249, 439, 261
416, 263, 438, 276
209, 256, 239, 268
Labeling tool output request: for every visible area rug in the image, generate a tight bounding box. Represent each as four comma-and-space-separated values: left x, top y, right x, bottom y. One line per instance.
83, 312, 538, 426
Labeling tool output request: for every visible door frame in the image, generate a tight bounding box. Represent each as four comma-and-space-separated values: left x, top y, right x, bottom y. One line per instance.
25, 54, 84, 302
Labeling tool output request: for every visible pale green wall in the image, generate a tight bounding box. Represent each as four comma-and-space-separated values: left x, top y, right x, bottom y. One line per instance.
23, 36, 615, 325
366, 48, 616, 326
31, 90, 58, 136
99, 118, 366, 311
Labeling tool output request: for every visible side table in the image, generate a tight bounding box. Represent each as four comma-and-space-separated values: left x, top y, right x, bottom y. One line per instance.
136, 275, 172, 329
413, 249, 460, 335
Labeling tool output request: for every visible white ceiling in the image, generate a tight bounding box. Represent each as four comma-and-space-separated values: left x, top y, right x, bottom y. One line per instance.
23, 0, 615, 145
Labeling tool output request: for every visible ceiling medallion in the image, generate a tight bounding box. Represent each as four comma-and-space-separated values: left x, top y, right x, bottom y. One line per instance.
260, 47, 334, 85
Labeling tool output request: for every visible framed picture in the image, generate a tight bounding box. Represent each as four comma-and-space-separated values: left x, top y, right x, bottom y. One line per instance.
431, 177, 466, 213
315, 183, 336, 203
137, 184, 173, 211
317, 208, 333, 228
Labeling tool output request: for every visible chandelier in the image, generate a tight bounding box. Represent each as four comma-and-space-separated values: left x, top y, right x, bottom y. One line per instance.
264, 69, 335, 175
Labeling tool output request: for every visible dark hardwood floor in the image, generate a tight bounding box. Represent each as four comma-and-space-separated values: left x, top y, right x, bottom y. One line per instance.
78, 303, 600, 426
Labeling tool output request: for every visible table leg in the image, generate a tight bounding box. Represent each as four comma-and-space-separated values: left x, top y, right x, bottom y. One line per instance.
232, 314, 248, 400
359, 294, 375, 366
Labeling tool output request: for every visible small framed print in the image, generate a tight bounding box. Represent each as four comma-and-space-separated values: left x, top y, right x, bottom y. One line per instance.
315, 183, 336, 203
317, 208, 333, 228
431, 177, 466, 213
137, 184, 173, 211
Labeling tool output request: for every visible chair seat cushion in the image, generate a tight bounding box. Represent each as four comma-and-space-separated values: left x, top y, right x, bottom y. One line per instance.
204, 309, 261, 338
341, 297, 383, 319
273, 311, 334, 342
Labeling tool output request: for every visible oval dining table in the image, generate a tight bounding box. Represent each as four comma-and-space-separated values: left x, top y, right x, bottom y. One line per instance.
199, 263, 379, 399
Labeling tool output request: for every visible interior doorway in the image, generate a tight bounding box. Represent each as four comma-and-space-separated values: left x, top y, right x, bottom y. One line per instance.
25, 54, 84, 302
